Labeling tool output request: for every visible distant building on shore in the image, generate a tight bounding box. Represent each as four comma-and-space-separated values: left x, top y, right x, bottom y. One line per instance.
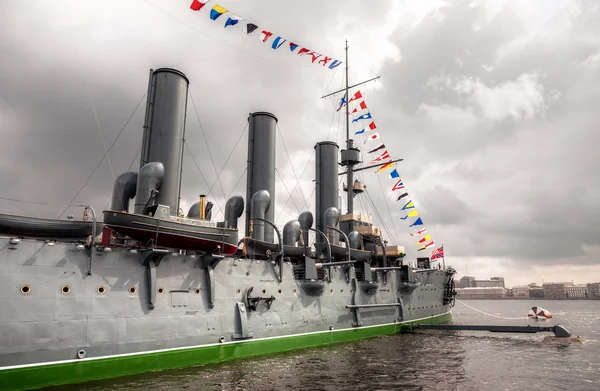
542, 282, 573, 299
588, 283, 600, 299
457, 276, 505, 289
455, 287, 507, 299
565, 284, 588, 298
529, 287, 544, 299
513, 285, 530, 298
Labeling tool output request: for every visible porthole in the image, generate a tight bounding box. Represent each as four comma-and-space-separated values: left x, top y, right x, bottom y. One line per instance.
129, 286, 137, 295
278, 289, 282, 294
340, 289, 344, 293
195, 288, 201, 294
262, 289, 267, 294
236, 288, 241, 294
292, 289, 297, 294
20, 284, 31, 294
158, 287, 164, 294
330, 289, 334, 294
97, 286, 106, 294
61, 285, 71, 294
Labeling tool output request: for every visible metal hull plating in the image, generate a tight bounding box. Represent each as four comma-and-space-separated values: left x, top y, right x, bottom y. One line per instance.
0, 237, 452, 390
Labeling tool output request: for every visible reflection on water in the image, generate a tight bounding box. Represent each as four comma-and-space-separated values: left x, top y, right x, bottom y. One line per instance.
49, 300, 600, 391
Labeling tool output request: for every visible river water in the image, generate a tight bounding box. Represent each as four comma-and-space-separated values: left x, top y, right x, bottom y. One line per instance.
56, 300, 600, 391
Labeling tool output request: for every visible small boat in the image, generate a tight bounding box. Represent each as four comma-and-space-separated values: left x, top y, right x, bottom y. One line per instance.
528, 306, 553, 319
0, 212, 101, 241
329, 243, 373, 262
103, 210, 239, 255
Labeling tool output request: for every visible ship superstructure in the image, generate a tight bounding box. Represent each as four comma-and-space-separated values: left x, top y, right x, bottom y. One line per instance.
0, 65, 455, 391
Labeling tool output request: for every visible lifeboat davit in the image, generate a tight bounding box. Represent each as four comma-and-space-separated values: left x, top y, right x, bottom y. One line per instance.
528, 306, 553, 319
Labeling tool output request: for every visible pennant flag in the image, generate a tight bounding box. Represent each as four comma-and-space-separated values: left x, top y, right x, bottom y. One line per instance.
410, 218, 424, 227
350, 101, 368, 114
418, 241, 435, 251
272, 36, 286, 49
190, 0, 208, 11
352, 112, 372, 123
401, 210, 419, 220
210, 5, 228, 20
297, 48, 310, 56
224, 15, 242, 28
348, 91, 363, 104
329, 60, 343, 69
431, 246, 444, 260
368, 144, 385, 153
289, 42, 299, 52
410, 228, 428, 236
258, 30, 273, 42
401, 201, 415, 210
364, 132, 380, 143
371, 150, 389, 163
356, 122, 376, 135
318, 56, 332, 66
417, 235, 432, 244
355, 128, 366, 135
308, 52, 322, 63
336, 93, 347, 112
389, 170, 401, 180
375, 162, 394, 173
243, 23, 258, 34
396, 192, 409, 201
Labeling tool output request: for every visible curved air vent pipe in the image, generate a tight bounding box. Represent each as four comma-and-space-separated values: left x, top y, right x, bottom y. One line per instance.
297, 211, 313, 247
348, 230, 362, 249
134, 162, 165, 215
224, 195, 244, 229
110, 172, 138, 211
283, 220, 301, 246
250, 190, 271, 241
187, 202, 201, 218
324, 207, 340, 245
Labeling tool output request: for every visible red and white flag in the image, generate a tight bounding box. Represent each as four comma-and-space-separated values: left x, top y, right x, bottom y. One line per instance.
364, 132, 380, 143
259, 30, 273, 42
349, 101, 368, 114
410, 228, 428, 237
371, 150, 389, 163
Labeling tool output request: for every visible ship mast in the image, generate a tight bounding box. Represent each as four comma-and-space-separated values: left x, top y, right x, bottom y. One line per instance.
321, 41, 382, 217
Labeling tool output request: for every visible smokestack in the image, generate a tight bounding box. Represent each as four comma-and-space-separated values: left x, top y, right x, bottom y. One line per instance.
245, 112, 277, 242
315, 141, 339, 242
139, 68, 189, 215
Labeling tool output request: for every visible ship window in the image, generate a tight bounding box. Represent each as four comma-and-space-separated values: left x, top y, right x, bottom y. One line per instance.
61, 285, 71, 294
158, 288, 164, 294
262, 289, 267, 294
195, 288, 201, 294
278, 289, 282, 294
20, 284, 31, 294
129, 286, 137, 294
97, 286, 106, 294
236, 289, 241, 294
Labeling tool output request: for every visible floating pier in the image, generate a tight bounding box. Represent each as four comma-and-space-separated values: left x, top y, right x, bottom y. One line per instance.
405, 324, 572, 338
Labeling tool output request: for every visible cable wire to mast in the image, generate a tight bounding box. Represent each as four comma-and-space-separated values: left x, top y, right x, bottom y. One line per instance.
59, 90, 147, 218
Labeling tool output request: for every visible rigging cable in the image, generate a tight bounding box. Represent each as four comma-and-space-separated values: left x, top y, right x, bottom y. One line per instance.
225, 168, 247, 201
375, 170, 400, 243
456, 299, 529, 320
207, 123, 248, 197
184, 141, 223, 217
276, 124, 309, 209
275, 168, 301, 218
59, 90, 147, 218
188, 91, 227, 211
0, 196, 48, 206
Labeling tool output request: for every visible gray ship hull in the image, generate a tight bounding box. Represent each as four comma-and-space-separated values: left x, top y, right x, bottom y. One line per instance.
0, 236, 452, 390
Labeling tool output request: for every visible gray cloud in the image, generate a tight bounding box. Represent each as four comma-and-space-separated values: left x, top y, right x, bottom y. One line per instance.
1, 0, 599, 285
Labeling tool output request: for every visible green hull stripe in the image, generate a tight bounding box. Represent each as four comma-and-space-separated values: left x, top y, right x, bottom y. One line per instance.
0, 312, 451, 391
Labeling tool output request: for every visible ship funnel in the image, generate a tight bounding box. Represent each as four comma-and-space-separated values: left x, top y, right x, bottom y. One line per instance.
250, 190, 271, 241
324, 207, 340, 245
298, 211, 313, 248
348, 231, 361, 249
283, 220, 301, 246
315, 141, 339, 243
245, 112, 277, 242
134, 162, 164, 214
139, 68, 189, 215
224, 195, 244, 229
111, 172, 138, 211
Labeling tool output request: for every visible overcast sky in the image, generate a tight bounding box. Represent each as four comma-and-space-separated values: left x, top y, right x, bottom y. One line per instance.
1, 0, 599, 286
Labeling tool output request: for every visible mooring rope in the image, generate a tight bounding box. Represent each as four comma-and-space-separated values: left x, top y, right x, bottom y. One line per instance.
456, 299, 530, 320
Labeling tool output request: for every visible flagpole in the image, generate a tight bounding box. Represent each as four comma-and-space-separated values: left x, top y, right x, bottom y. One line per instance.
442, 244, 445, 271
